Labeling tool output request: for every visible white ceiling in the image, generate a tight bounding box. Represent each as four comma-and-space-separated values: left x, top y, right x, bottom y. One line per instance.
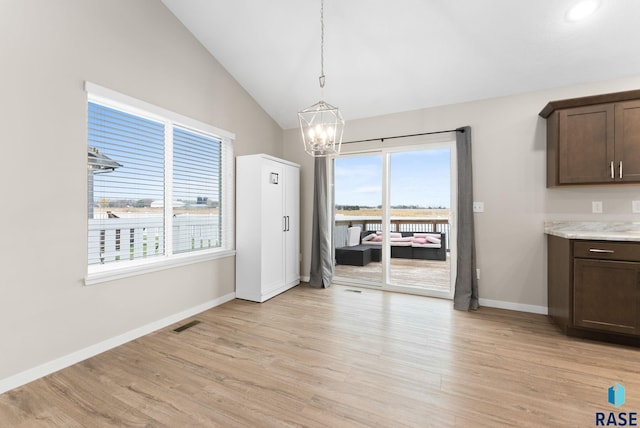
161, 0, 640, 129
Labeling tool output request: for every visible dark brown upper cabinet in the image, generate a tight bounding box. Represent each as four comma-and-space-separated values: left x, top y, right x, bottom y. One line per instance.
540, 90, 640, 187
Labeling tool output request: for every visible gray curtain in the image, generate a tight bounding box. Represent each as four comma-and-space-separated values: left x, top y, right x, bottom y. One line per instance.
309, 157, 334, 288
454, 126, 479, 310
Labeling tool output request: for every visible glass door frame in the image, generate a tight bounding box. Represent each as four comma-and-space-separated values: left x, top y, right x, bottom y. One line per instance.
331, 138, 457, 300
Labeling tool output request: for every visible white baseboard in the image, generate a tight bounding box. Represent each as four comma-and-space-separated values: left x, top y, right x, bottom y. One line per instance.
479, 298, 548, 315
0, 292, 236, 395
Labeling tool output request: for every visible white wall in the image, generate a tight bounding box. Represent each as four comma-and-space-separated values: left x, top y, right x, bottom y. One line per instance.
283, 74, 640, 312
0, 0, 282, 383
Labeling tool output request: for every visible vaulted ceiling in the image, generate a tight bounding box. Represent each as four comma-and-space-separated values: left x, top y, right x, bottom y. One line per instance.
162, 0, 640, 129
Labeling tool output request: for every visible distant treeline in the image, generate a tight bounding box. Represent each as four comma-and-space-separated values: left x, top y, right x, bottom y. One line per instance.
96, 198, 218, 208
336, 204, 448, 210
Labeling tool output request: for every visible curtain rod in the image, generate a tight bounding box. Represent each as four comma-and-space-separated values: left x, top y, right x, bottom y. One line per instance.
342, 128, 463, 145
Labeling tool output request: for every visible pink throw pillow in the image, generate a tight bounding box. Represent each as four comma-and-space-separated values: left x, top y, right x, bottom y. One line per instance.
372, 235, 383, 242
412, 237, 427, 244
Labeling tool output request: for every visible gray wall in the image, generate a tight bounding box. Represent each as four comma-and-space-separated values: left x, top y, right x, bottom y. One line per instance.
283, 74, 640, 312
0, 0, 282, 381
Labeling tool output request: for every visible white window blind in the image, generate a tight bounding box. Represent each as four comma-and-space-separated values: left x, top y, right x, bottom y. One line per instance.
86, 82, 235, 281
172, 126, 222, 254
88, 102, 165, 265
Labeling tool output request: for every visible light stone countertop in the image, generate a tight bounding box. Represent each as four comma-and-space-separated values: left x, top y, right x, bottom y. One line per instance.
544, 221, 640, 241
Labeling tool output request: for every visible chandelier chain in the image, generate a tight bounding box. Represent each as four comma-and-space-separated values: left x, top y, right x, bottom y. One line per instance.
319, 0, 325, 88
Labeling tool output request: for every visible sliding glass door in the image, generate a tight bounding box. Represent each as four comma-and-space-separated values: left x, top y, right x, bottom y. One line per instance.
387, 148, 453, 296
333, 143, 456, 298
333, 153, 383, 286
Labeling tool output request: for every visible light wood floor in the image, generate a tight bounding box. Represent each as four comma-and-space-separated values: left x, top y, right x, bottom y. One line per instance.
335, 256, 451, 293
1, 284, 639, 427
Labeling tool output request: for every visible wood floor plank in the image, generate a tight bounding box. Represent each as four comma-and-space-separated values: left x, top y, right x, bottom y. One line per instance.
1, 283, 639, 427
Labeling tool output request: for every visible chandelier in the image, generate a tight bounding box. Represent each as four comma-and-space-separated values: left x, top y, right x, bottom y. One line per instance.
298, 0, 344, 157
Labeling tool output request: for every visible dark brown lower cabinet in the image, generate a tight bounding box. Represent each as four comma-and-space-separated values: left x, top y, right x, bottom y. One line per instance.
573, 259, 639, 335
547, 235, 640, 345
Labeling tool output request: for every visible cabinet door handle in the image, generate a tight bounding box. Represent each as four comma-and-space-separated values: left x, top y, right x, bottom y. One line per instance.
620, 161, 623, 179
286, 216, 290, 231
611, 161, 614, 179
589, 248, 615, 254
283, 216, 287, 232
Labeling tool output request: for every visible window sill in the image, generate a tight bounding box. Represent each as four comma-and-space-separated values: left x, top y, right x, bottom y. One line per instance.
85, 249, 236, 286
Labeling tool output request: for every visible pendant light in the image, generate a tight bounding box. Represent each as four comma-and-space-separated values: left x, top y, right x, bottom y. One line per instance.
298, 0, 345, 157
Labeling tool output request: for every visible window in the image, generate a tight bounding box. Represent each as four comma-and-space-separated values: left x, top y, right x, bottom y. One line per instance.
85, 82, 234, 284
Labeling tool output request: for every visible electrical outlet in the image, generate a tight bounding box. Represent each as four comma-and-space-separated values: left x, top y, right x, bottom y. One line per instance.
473, 202, 484, 213
476, 269, 480, 280
592, 201, 603, 214
633, 201, 640, 214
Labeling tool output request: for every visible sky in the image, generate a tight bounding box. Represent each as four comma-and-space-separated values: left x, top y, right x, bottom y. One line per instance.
89, 102, 221, 205
334, 148, 451, 208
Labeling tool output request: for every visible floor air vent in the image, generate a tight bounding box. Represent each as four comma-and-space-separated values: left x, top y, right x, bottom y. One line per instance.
173, 320, 201, 333
345, 289, 362, 293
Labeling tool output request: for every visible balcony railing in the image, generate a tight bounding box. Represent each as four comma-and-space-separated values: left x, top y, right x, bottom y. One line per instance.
88, 215, 219, 265
335, 216, 450, 249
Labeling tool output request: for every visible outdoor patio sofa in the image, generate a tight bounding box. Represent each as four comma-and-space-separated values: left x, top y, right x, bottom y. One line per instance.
360, 230, 447, 261
335, 229, 446, 266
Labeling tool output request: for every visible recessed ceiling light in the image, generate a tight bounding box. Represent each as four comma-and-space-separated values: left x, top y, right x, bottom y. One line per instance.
567, 0, 599, 21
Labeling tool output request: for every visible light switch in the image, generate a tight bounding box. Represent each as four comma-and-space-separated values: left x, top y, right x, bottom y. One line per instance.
633, 201, 640, 213
592, 201, 603, 214
473, 202, 484, 213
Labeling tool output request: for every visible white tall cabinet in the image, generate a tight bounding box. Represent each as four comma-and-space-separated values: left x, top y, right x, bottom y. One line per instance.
236, 154, 300, 302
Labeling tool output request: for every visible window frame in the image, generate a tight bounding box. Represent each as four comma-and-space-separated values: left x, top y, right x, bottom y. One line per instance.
84, 82, 235, 286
